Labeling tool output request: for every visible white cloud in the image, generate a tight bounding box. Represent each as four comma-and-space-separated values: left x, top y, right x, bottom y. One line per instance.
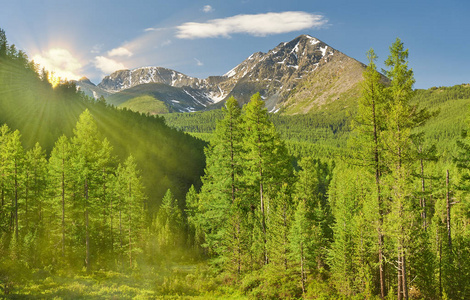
176, 11, 327, 39
194, 58, 203, 66
32, 48, 82, 80
108, 47, 133, 57
202, 5, 214, 13
94, 56, 126, 74
144, 27, 165, 32
91, 44, 104, 54
161, 39, 172, 47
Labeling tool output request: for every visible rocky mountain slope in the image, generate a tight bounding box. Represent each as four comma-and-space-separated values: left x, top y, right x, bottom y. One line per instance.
76, 35, 368, 114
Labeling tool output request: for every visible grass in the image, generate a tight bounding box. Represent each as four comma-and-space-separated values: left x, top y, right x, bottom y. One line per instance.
118, 95, 169, 115
7, 263, 247, 299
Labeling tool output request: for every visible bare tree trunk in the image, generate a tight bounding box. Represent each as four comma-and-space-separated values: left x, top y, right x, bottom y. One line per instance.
119, 209, 122, 249
25, 173, 29, 232
398, 246, 402, 300
438, 231, 442, 298
372, 97, 386, 299
128, 182, 132, 268
110, 193, 113, 253
300, 242, 305, 295
402, 251, 408, 300
420, 158, 426, 229
14, 160, 18, 240
85, 178, 90, 272
260, 179, 267, 265
446, 170, 452, 249
237, 220, 241, 274
61, 162, 65, 257
283, 203, 288, 271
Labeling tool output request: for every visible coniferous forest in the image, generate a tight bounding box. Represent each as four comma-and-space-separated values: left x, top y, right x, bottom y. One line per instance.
0, 29, 469, 299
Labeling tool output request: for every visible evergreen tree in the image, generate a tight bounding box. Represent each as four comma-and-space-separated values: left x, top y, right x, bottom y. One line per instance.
382, 38, 432, 300
48, 135, 72, 259
328, 163, 376, 297
185, 185, 203, 250
197, 96, 246, 271
289, 199, 313, 295
350, 48, 388, 298
22, 142, 48, 265
114, 155, 145, 268
70, 109, 113, 271
242, 92, 293, 266
156, 189, 183, 251
7, 129, 24, 241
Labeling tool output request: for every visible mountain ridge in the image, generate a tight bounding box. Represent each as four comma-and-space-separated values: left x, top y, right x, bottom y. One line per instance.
75, 35, 368, 114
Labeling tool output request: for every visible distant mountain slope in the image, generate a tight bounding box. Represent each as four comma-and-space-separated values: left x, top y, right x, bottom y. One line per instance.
118, 95, 169, 115
73, 77, 110, 99
106, 83, 213, 112
164, 84, 470, 157
76, 35, 368, 115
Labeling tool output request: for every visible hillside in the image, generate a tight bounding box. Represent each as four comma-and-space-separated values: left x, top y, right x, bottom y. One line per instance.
0, 45, 206, 210
164, 84, 470, 158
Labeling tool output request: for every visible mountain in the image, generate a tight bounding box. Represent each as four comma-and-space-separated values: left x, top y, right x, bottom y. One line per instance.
76, 35, 368, 115
73, 77, 110, 99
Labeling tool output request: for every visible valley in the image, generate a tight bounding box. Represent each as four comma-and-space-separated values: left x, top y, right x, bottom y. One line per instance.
0, 27, 469, 299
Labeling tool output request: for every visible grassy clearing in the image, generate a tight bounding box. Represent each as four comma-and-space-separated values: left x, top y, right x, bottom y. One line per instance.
6, 263, 247, 299
119, 95, 169, 115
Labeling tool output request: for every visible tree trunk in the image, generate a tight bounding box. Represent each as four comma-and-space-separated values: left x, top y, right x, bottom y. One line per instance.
402, 250, 408, 300
119, 209, 122, 249
61, 161, 65, 257
446, 170, 452, 249
420, 158, 426, 229
397, 247, 402, 300
110, 192, 113, 253
372, 98, 386, 299
260, 179, 268, 264
128, 182, 132, 268
300, 242, 305, 295
14, 160, 18, 240
85, 178, 90, 272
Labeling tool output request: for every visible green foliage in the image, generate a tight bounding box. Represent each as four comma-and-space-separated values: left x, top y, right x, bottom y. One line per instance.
155, 189, 184, 250
118, 94, 169, 115
2, 28, 470, 299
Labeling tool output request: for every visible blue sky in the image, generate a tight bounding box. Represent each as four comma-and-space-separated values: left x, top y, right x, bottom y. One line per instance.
1, 0, 468, 89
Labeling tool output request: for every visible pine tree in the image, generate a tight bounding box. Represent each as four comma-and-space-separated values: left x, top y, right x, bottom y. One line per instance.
23, 142, 48, 265
242, 93, 293, 266
350, 48, 388, 298
185, 185, 203, 250
197, 96, 246, 271
328, 163, 375, 297
289, 199, 313, 295
70, 109, 113, 271
156, 189, 182, 251
115, 155, 145, 268
382, 38, 432, 300
7, 129, 24, 241
49, 135, 72, 258
0, 125, 13, 233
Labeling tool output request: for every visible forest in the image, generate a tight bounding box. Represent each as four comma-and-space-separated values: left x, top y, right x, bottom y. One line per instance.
0, 28, 469, 299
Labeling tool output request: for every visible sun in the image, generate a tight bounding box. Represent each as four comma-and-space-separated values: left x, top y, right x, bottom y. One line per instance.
32, 48, 83, 86
47, 72, 61, 88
